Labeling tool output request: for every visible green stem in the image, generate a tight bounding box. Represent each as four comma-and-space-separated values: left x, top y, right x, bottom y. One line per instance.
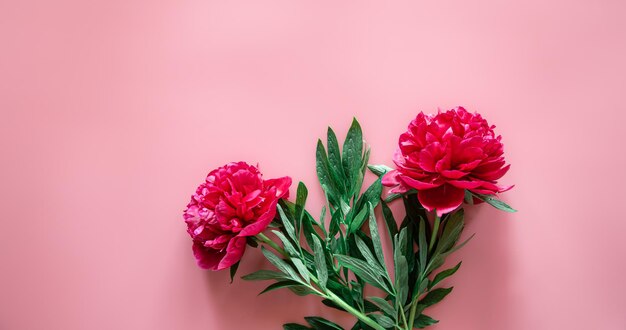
399, 302, 409, 329
256, 232, 384, 330
407, 298, 419, 330
256, 232, 288, 258
428, 214, 440, 252
325, 290, 386, 330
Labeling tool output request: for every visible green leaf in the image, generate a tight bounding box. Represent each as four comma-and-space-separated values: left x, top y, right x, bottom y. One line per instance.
312, 235, 328, 289
334, 254, 391, 294
283, 323, 311, 330
342, 118, 363, 194
348, 206, 368, 233
367, 203, 386, 267
464, 190, 474, 205
259, 280, 303, 295
329, 208, 342, 238
241, 270, 288, 281
289, 285, 318, 296
367, 297, 396, 318
316, 139, 339, 205
472, 193, 517, 212
327, 127, 346, 193
419, 287, 453, 307
354, 235, 386, 276
414, 314, 439, 328
292, 258, 311, 284
352, 147, 370, 199
320, 205, 327, 231
261, 246, 300, 281
370, 314, 395, 328
295, 182, 309, 225
277, 204, 297, 243
383, 192, 402, 203
305, 316, 344, 330
380, 200, 398, 239
356, 177, 383, 211
229, 261, 240, 283
272, 230, 299, 257
417, 219, 427, 274
367, 164, 393, 177
436, 210, 464, 255
394, 228, 409, 306
429, 262, 462, 290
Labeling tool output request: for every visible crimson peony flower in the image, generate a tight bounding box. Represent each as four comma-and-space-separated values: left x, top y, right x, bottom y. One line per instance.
383, 107, 512, 216
183, 162, 291, 270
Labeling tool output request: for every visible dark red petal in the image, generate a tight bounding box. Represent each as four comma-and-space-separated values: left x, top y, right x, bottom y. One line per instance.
192, 242, 224, 270
417, 184, 465, 217
265, 176, 292, 199
398, 175, 443, 190
239, 199, 279, 236
475, 164, 510, 181
440, 169, 467, 179
448, 179, 483, 189
216, 236, 247, 270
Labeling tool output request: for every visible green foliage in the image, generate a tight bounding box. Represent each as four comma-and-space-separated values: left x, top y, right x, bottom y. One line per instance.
471, 192, 517, 212
244, 118, 504, 329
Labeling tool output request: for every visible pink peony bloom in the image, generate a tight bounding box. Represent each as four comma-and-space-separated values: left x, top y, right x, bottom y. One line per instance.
183, 162, 291, 270
383, 107, 512, 216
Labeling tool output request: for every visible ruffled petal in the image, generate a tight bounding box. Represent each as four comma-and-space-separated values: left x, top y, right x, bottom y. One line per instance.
265, 176, 292, 199
192, 242, 224, 270
398, 175, 443, 190
448, 179, 483, 189
216, 236, 247, 270
238, 199, 278, 236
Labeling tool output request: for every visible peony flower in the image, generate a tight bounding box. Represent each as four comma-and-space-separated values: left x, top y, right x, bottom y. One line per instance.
183, 162, 291, 270
383, 107, 512, 216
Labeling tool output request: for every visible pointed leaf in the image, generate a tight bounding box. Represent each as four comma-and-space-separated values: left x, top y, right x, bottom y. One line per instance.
473, 193, 516, 212
312, 235, 328, 289
334, 254, 391, 294
429, 262, 462, 290
261, 246, 300, 281
414, 314, 439, 328
367, 203, 386, 267
283, 324, 311, 330
259, 280, 303, 295
367, 164, 393, 177
419, 287, 453, 307
380, 200, 398, 239
305, 316, 344, 330
241, 270, 288, 281
342, 118, 363, 192
367, 297, 396, 318
229, 261, 240, 283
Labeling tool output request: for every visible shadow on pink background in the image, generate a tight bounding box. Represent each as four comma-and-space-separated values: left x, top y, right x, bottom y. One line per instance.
1, 1, 625, 329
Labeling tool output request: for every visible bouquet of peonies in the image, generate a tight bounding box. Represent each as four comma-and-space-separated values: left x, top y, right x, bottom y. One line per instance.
183, 107, 514, 330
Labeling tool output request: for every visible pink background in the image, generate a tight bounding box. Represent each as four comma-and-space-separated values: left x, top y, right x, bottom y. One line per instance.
1, 1, 625, 329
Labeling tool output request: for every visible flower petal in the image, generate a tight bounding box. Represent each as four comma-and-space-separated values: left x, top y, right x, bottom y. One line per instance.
398, 175, 443, 190
265, 176, 292, 199
238, 199, 278, 236
417, 184, 465, 217
192, 242, 224, 270
216, 236, 247, 270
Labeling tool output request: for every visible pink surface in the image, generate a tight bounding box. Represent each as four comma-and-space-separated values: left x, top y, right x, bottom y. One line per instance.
1, 1, 625, 329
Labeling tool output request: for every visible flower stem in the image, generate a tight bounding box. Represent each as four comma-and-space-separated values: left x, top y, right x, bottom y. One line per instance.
324, 290, 386, 330
428, 214, 440, 252
407, 297, 418, 330
256, 232, 288, 258
255, 232, 384, 330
